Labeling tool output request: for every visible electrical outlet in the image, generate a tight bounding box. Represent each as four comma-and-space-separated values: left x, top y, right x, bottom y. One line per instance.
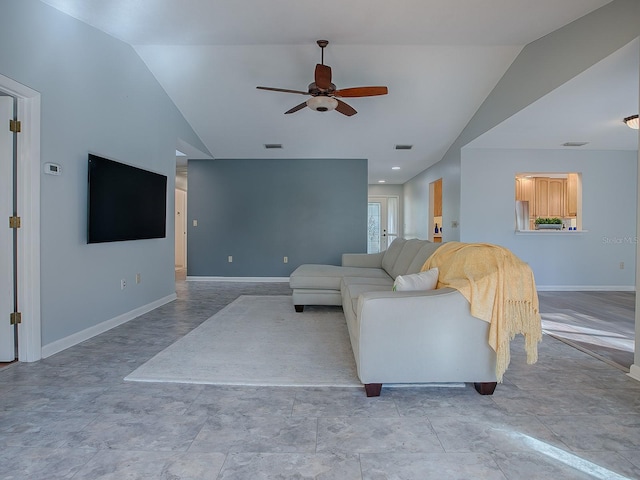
620, 262, 625, 270
193, 219, 198, 227
283, 256, 288, 264
120, 279, 126, 290
136, 273, 141, 284
228, 256, 233, 263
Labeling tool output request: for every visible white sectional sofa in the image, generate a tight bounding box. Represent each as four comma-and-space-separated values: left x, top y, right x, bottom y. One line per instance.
289, 238, 498, 397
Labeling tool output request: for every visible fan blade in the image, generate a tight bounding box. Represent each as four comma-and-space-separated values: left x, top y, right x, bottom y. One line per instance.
315, 64, 332, 90
333, 86, 388, 98
335, 99, 357, 117
284, 102, 308, 114
257, 86, 309, 95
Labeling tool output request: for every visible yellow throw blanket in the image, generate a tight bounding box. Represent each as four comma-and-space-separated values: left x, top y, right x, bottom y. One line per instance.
421, 242, 541, 382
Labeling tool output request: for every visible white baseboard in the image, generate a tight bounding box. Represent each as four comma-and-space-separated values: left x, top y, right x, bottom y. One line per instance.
628, 364, 640, 382
41, 293, 177, 358
186, 276, 289, 283
536, 285, 635, 292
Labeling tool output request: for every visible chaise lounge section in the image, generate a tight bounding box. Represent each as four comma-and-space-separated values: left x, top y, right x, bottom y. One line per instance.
289, 238, 498, 396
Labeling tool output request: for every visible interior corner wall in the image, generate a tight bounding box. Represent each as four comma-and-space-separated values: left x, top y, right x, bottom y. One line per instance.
403, 0, 640, 244
0, 0, 210, 348
187, 159, 368, 277
404, 156, 461, 242
460, 148, 637, 289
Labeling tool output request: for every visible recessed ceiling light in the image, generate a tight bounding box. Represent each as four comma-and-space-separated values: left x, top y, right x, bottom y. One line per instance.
562, 142, 588, 147
391, 166, 401, 170
264, 144, 282, 149
378, 180, 386, 183
395, 144, 413, 150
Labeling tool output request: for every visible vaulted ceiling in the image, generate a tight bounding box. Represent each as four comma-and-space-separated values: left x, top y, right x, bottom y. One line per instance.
39, 0, 637, 184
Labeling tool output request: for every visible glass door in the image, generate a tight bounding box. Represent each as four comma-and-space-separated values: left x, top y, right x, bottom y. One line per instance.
367, 196, 398, 253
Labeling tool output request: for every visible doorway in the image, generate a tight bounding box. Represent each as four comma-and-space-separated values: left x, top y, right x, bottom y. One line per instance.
429, 178, 443, 243
175, 189, 187, 269
367, 196, 398, 253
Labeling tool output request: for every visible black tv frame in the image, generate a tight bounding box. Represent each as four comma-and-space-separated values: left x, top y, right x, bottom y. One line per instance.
87, 154, 167, 244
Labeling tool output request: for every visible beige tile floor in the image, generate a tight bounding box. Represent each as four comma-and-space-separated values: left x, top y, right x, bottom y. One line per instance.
0, 281, 639, 479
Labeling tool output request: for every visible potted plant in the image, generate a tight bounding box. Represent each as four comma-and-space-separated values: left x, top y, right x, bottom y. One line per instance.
535, 217, 563, 230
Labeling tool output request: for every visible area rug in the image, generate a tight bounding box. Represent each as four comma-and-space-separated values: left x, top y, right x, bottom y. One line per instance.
125, 295, 361, 387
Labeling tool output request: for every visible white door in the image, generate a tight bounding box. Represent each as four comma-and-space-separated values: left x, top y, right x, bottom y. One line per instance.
175, 189, 186, 269
0, 96, 15, 361
367, 196, 399, 253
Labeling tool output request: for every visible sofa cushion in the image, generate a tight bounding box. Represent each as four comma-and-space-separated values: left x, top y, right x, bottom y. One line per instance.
393, 267, 439, 292
387, 239, 428, 279
381, 238, 407, 276
290, 264, 390, 290
342, 282, 392, 318
406, 242, 442, 274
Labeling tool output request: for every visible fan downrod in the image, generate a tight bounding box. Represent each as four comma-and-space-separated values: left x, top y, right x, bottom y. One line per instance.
317, 40, 328, 64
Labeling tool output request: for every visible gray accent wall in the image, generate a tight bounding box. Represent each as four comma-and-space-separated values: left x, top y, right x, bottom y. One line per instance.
187, 159, 368, 276
0, 0, 210, 346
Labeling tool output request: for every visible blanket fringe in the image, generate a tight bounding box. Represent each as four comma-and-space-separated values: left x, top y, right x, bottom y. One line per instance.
495, 300, 542, 381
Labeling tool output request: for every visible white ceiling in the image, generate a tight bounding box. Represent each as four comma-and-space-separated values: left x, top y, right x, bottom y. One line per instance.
39, 0, 637, 184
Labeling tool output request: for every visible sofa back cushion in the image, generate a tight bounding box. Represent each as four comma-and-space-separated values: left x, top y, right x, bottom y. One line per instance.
406, 242, 442, 274
381, 238, 407, 275
387, 239, 428, 279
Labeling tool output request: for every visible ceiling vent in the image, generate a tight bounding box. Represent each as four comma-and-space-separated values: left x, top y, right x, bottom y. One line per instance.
562, 142, 588, 147
264, 144, 283, 149
395, 144, 413, 150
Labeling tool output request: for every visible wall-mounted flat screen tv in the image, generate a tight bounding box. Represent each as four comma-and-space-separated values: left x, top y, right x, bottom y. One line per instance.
87, 154, 167, 244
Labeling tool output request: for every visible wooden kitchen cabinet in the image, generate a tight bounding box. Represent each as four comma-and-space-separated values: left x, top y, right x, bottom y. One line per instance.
534, 177, 565, 218
565, 173, 578, 217
433, 178, 442, 217
515, 177, 535, 216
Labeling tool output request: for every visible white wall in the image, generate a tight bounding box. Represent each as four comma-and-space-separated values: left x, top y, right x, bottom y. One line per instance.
0, 0, 210, 350
460, 148, 637, 289
404, 159, 461, 241
404, 1, 639, 248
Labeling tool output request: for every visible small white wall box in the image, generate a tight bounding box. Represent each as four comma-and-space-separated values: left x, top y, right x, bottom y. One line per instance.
44, 163, 62, 175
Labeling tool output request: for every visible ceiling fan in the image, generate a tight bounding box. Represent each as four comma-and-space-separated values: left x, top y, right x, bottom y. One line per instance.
256, 40, 388, 117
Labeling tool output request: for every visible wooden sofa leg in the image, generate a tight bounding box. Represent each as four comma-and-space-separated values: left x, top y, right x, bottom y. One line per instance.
364, 383, 382, 397
294, 305, 304, 313
474, 382, 497, 395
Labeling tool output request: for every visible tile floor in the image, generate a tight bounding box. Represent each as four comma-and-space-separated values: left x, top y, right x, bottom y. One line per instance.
1, 280, 640, 479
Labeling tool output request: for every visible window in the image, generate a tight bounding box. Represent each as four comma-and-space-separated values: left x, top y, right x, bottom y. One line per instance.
515, 173, 581, 231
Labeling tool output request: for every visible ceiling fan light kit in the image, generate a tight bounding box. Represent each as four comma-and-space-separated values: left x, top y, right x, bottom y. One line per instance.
256, 39, 388, 117
624, 114, 639, 129
307, 96, 338, 112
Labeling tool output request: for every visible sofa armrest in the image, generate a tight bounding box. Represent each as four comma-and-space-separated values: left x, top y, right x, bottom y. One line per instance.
354, 288, 496, 384
342, 251, 385, 268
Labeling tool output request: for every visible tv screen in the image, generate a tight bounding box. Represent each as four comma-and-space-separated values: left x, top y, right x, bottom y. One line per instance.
87, 154, 167, 244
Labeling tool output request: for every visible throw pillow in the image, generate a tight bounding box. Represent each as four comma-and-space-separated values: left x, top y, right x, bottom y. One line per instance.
393, 267, 439, 291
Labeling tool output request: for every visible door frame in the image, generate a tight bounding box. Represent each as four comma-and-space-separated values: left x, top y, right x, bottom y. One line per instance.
0, 74, 42, 362
175, 188, 187, 269
367, 195, 399, 252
